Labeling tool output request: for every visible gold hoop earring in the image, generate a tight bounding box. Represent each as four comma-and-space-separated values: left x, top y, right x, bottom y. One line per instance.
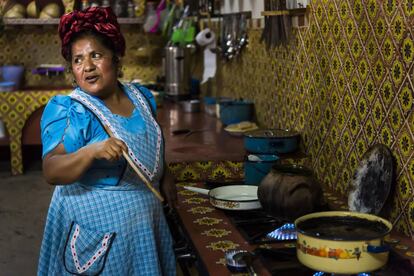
72, 78, 78, 87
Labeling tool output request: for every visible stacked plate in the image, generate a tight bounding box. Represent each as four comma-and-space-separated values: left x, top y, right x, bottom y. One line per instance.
224, 121, 258, 136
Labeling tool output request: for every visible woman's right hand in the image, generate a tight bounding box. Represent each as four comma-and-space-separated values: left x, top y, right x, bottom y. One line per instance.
43, 138, 128, 184
88, 137, 128, 161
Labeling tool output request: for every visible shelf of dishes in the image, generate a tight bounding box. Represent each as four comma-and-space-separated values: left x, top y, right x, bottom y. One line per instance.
2, 17, 144, 25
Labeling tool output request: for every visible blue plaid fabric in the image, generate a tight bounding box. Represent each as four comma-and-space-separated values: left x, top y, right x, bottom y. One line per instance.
70, 83, 164, 183
38, 84, 175, 275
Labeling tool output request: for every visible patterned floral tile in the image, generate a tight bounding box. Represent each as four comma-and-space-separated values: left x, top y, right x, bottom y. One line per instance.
0, 27, 163, 87
220, 0, 414, 239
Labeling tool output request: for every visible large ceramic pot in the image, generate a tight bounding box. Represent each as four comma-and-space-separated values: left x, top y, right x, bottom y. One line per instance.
258, 164, 323, 221
295, 211, 392, 274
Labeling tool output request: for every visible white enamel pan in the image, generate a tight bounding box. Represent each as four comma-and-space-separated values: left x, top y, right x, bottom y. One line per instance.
183, 185, 262, 210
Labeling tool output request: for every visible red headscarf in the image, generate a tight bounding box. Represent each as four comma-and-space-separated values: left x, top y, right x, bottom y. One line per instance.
58, 7, 126, 60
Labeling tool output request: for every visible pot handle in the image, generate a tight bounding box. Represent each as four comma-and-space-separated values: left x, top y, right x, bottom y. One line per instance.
183, 186, 210, 196
366, 244, 390, 253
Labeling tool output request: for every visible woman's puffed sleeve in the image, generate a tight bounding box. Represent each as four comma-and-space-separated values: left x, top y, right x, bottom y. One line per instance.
41, 95, 91, 158
133, 84, 157, 115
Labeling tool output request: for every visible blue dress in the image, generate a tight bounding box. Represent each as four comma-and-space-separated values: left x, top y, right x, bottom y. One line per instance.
38, 83, 176, 276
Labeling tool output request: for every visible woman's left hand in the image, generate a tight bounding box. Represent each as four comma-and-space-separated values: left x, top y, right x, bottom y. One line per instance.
161, 168, 177, 208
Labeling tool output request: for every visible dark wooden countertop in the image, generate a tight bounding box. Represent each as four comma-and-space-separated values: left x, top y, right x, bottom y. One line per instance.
175, 182, 414, 276
157, 101, 246, 163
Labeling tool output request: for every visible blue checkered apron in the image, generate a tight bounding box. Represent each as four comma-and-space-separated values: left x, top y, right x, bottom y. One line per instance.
38, 84, 175, 276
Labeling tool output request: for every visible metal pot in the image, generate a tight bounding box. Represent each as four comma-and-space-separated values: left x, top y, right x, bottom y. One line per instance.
244, 129, 300, 154
181, 99, 200, 113
183, 185, 261, 210
295, 211, 392, 274
244, 154, 279, 185
219, 100, 254, 126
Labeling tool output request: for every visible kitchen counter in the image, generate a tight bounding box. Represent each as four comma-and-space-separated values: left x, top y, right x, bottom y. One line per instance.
158, 101, 245, 163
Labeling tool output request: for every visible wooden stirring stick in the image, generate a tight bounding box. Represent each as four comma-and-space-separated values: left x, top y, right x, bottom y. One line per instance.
104, 125, 164, 202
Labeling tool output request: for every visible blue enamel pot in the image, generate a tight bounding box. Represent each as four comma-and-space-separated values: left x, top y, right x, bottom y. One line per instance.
244, 154, 279, 185
219, 100, 254, 126
244, 129, 300, 154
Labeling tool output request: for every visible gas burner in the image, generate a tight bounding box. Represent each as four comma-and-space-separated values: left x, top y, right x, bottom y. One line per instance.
266, 223, 297, 241
224, 210, 296, 244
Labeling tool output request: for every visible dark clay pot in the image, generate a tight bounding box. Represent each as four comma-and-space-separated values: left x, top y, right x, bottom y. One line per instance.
257, 164, 324, 221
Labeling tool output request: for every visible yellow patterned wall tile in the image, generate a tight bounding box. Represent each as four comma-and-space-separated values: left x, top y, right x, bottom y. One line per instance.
382, 35, 395, 65
383, 0, 398, 17
352, 0, 364, 21
391, 59, 405, 87
398, 173, 412, 204
374, 58, 386, 83
366, 36, 378, 62
397, 124, 414, 159
358, 20, 370, 43
403, 1, 414, 17
338, 1, 349, 21
389, 102, 404, 134
218, 0, 414, 238
355, 136, 367, 159
402, 34, 414, 68
379, 121, 394, 149
392, 13, 405, 43
374, 18, 387, 43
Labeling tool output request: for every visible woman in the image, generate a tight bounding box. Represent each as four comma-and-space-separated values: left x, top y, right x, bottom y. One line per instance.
38, 7, 176, 275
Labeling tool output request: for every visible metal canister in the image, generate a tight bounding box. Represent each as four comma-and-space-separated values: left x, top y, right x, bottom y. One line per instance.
164, 44, 193, 96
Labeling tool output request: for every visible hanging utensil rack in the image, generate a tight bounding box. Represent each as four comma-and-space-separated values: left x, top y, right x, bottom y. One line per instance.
260, 0, 309, 47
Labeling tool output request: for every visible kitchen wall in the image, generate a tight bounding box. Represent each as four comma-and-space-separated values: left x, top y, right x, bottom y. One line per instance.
0, 26, 163, 87
2, 1, 414, 239
220, 0, 414, 239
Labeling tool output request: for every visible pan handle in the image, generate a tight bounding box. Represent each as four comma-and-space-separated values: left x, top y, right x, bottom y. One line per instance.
183, 186, 210, 195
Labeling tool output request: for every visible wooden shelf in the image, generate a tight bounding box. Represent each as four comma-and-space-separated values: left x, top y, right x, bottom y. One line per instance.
261, 8, 307, 17
3, 17, 144, 26
118, 17, 145, 24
